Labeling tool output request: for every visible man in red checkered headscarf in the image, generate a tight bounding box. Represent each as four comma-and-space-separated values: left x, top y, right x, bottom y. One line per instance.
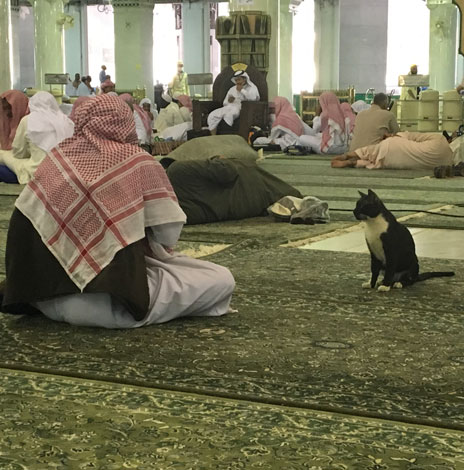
2, 94, 235, 327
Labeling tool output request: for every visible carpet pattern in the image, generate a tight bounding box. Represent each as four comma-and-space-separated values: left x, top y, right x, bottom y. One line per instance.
1, 369, 463, 470
0, 159, 464, 468
1, 248, 463, 431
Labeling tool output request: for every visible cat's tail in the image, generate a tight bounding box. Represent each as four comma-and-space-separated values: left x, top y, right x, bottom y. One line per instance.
417, 271, 455, 281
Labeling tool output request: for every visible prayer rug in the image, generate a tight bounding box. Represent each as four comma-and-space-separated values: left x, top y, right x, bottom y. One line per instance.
1, 368, 463, 469
0, 248, 462, 430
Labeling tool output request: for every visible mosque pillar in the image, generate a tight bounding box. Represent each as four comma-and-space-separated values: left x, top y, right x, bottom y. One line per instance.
0, 0, 12, 93
278, 1, 293, 101
314, 0, 340, 90
182, 1, 210, 75
229, 0, 293, 101
113, 0, 155, 103
33, 0, 65, 91
64, 3, 84, 79
10, 0, 21, 90
427, 0, 458, 93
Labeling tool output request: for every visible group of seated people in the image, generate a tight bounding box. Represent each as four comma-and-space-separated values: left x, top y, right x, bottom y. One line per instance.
0, 80, 462, 331
0, 87, 193, 183
251, 89, 456, 173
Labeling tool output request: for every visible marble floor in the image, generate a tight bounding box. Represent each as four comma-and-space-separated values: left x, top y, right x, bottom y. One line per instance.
301, 227, 464, 260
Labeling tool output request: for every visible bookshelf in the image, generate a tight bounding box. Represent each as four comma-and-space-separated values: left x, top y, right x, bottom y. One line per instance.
300, 88, 355, 125
216, 11, 271, 75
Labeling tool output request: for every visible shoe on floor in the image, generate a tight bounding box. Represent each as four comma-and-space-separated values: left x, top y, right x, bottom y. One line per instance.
267, 202, 292, 222
434, 165, 453, 178
453, 162, 464, 176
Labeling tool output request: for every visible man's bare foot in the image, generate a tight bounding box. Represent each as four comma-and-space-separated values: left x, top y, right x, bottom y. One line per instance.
331, 158, 357, 168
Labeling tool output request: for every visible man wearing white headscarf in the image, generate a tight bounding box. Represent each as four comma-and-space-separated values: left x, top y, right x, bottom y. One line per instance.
351, 100, 371, 114
207, 70, 260, 135
0, 91, 74, 183
139, 97, 158, 125
154, 94, 184, 133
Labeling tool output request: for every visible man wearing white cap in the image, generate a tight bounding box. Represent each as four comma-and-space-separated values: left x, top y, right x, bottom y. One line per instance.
207, 70, 260, 135
169, 61, 190, 97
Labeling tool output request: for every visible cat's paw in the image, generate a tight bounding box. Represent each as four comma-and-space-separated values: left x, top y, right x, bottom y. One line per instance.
392, 282, 403, 289
362, 281, 372, 289
377, 285, 391, 292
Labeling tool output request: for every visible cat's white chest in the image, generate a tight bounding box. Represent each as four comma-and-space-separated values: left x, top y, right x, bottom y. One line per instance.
363, 215, 388, 264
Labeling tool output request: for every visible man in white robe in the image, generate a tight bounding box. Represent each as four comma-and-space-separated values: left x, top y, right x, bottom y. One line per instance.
207, 70, 260, 135
0, 91, 74, 183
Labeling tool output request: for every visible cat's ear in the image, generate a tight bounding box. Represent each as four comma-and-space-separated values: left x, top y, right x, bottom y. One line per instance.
358, 190, 367, 198
367, 189, 378, 199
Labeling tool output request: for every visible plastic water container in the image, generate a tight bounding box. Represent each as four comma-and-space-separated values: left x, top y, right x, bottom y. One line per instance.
399, 100, 418, 131
418, 89, 439, 131
442, 89, 463, 133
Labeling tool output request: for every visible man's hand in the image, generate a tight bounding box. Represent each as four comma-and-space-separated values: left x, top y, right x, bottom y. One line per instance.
228, 96, 235, 103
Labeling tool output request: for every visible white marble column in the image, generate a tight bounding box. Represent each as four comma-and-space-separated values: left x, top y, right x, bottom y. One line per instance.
33, 0, 66, 90
10, 0, 21, 90
427, 0, 458, 93
0, 0, 12, 93
229, 0, 294, 101
278, 0, 293, 101
64, 3, 84, 78
314, 0, 340, 90
113, 0, 155, 102
182, 1, 210, 76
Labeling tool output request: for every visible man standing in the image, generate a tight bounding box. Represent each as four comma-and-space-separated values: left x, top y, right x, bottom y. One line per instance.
99, 65, 107, 84
349, 93, 399, 152
169, 61, 190, 97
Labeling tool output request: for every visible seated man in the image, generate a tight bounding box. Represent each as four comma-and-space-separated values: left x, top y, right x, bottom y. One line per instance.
297, 92, 350, 155
349, 93, 399, 152
207, 70, 260, 135
1, 95, 235, 328
0, 91, 74, 184
77, 76, 93, 96
100, 78, 116, 94
154, 94, 185, 132
162, 156, 302, 225
331, 132, 453, 170
253, 96, 307, 150
159, 94, 193, 142
0, 90, 29, 152
119, 94, 153, 152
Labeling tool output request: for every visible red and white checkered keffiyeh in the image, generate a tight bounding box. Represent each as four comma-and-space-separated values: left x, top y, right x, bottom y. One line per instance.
16, 94, 186, 290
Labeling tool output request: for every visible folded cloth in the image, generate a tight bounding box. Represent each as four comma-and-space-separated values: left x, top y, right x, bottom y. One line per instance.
290, 196, 330, 224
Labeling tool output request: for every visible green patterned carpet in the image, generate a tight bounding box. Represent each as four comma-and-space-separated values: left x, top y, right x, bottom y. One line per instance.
1, 368, 463, 470
1, 158, 464, 467
1, 247, 463, 431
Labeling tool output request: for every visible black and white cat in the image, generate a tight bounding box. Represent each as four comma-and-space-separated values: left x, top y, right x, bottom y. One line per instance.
353, 189, 454, 291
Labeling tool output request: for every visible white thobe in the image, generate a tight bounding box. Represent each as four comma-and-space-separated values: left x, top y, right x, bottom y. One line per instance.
0, 116, 47, 184
134, 111, 151, 145
298, 117, 347, 155
35, 222, 235, 328
207, 83, 260, 131
154, 103, 184, 132
77, 82, 91, 97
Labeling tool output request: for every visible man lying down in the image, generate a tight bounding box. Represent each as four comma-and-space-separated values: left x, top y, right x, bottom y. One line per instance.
161, 156, 302, 225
